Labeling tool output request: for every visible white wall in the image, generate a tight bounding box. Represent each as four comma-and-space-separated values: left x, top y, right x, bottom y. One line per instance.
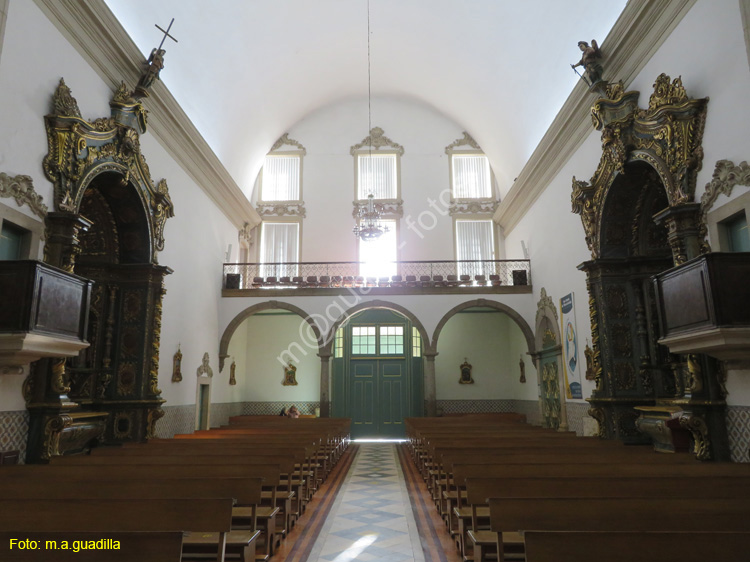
234, 313, 320, 403
504, 0, 750, 407
251, 95, 502, 263
0, 0, 239, 412
435, 312, 533, 401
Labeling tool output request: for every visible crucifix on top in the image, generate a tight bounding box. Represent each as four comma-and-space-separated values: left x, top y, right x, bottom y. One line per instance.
134, 18, 178, 99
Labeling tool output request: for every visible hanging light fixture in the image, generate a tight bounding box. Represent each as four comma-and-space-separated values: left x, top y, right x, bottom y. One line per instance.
353, 0, 388, 242
353, 193, 390, 240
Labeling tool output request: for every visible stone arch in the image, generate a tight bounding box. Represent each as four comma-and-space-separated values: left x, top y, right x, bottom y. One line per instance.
219, 300, 323, 372
321, 299, 431, 356
431, 298, 535, 357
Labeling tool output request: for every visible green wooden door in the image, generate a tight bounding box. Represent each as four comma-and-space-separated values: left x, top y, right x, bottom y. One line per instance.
349, 359, 408, 438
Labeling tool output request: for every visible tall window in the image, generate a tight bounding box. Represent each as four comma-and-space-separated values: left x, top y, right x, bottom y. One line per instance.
359, 219, 397, 278
259, 222, 299, 277
455, 219, 495, 277
357, 154, 397, 200
452, 154, 491, 199
261, 154, 301, 201
411, 327, 422, 358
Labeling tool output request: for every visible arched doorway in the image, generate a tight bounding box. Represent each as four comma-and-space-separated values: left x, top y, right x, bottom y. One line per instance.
331, 309, 423, 438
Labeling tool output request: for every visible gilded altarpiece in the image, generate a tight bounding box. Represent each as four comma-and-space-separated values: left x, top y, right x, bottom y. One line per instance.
25, 79, 174, 462
571, 75, 729, 460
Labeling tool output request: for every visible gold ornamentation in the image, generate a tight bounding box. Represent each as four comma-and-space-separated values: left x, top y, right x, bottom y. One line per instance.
679, 411, 711, 460
0, 173, 48, 219
647, 73, 688, 111
117, 362, 136, 395
350, 127, 404, 156
283, 361, 298, 386
112, 81, 136, 104
587, 407, 606, 438
146, 407, 164, 439
698, 159, 750, 250
50, 357, 71, 394
270, 133, 307, 155
43, 77, 174, 261
444, 132, 480, 153
22, 372, 35, 404
229, 360, 237, 386
113, 412, 133, 439
457, 359, 475, 385
542, 362, 561, 428
584, 343, 595, 380
149, 282, 166, 395
52, 78, 82, 118
686, 354, 704, 394
573, 74, 707, 260
42, 414, 72, 460
172, 345, 183, 383
197, 352, 213, 378
542, 330, 557, 348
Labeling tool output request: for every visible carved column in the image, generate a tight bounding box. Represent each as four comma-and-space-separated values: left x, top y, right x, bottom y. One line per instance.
653, 203, 702, 266
43, 212, 92, 273
423, 350, 438, 417
318, 351, 331, 418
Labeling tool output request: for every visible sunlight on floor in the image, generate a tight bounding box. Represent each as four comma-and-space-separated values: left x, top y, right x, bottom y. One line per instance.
353, 438, 407, 443
330, 534, 378, 562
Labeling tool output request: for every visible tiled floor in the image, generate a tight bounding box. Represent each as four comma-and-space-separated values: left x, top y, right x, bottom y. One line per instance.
307, 443, 425, 562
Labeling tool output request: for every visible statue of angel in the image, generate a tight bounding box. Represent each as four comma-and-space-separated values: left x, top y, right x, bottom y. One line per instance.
571, 40, 603, 87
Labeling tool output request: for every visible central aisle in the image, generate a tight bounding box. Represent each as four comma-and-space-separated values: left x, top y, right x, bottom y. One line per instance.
307, 443, 426, 562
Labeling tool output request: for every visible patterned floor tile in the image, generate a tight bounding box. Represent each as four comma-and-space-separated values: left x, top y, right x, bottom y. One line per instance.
307, 443, 424, 562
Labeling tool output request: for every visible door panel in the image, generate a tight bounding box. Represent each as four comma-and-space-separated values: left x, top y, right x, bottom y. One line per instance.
351, 361, 376, 437
380, 360, 405, 437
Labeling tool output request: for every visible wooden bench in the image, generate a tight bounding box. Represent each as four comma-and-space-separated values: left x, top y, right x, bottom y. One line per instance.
487, 497, 750, 562
523, 531, 750, 562
0, 498, 232, 562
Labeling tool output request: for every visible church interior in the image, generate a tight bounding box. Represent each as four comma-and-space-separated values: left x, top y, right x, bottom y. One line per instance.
1, 0, 750, 559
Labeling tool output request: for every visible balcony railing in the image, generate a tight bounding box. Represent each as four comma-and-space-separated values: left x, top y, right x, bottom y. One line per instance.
222, 260, 531, 291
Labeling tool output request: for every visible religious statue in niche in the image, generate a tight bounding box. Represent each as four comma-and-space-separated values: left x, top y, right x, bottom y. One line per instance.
584, 340, 595, 381
519, 355, 526, 383
229, 359, 237, 386
459, 359, 474, 385
571, 39, 604, 91
171, 345, 182, 382
283, 362, 298, 386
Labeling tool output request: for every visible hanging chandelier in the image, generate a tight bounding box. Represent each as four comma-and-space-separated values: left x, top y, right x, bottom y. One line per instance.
352, 0, 387, 242
353, 194, 389, 240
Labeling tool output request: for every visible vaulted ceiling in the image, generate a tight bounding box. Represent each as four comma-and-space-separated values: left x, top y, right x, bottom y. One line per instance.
104, 0, 626, 197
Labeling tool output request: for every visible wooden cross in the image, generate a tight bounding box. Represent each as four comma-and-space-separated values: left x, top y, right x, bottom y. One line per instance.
155, 18, 178, 50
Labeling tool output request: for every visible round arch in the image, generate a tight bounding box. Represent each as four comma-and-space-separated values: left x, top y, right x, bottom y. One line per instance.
218, 300, 323, 372
431, 298, 535, 356
321, 299, 431, 356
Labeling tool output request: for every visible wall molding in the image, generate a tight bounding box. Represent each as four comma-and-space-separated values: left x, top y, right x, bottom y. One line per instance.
32, 0, 261, 230
741, 0, 750, 72
493, 0, 698, 234
0, 173, 48, 219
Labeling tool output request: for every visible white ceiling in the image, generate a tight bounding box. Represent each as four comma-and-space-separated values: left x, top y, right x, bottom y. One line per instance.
104, 0, 626, 198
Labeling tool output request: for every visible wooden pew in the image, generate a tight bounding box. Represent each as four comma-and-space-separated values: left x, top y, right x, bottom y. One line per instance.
2, 464, 278, 560
487, 497, 750, 562
0, 499, 232, 562
523, 531, 750, 562
463, 475, 750, 562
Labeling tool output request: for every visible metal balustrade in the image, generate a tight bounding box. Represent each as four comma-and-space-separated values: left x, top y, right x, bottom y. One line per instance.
222, 260, 531, 291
